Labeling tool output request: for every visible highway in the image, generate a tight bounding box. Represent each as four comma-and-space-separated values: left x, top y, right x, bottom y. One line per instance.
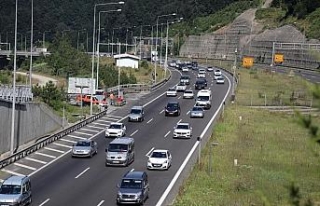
0, 66, 232, 205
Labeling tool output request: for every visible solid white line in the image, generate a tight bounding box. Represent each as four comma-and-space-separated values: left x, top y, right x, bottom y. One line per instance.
35, 152, 56, 159
74, 131, 92, 136
156, 73, 232, 206
164, 131, 171, 138
130, 130, 138, 136
81, 128, 98, 132
60, 139, 77, 144
67, 135, 86, 140
1, 169, 25, 176
44, 147, 65, 154
75, 167, 90, 179
14, 163, 37, 171
53, 142, 72, 149
145, 147, 154, 157
97, 200, 105, 206
87, 125, 105, 129
25, 157, 47, 164
91, 122, 109, 126
159, 110, 164, 114
39, 198, 50, 206
147, 118, 153, 123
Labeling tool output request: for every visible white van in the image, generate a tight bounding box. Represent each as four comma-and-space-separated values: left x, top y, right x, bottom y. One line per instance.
105, 137, 135, 167
195, 89, 212, 109
0, 175, 32, 206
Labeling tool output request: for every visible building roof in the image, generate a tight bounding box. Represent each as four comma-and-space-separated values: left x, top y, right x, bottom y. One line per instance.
113, 53, 140, 60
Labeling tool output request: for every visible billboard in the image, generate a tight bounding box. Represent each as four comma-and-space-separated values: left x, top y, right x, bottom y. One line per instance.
68, 77, 96, 94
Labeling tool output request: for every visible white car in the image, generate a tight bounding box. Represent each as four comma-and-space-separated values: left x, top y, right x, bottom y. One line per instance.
166, 87, 177, 97
216, 76, 225, 84
214, 74, 222, 80
198, 69, 206, 78
182, 67, 189, 72
214, 69, 222, 76
147, 149, 172, 170
183, 90, 194, 99
207, 66, 214, 72
176, 82, 187, 92
105, 122, 126, 138
173, 122, 192, 139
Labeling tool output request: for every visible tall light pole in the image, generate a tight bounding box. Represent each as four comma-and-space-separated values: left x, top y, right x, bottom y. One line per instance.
29, 0, 33, 87
11, 0, 18, 154
97, 9, 121, 89
155, 13, 176, 84
91, 1, 124, 116
164, 21, 169, 79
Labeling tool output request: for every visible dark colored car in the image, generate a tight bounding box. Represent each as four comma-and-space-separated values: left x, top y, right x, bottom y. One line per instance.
165, 102, 181, 116
195, 78, 207, 90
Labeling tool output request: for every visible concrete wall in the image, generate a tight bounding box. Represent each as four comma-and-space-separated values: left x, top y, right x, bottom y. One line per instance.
0, 100, 65, 154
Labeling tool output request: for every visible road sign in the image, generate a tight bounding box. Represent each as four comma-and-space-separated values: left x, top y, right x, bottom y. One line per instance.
68, 77, 96, 94
242, 56, 254, 68
274, 53, 284, 64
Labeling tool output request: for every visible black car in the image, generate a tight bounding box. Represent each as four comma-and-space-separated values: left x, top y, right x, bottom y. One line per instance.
165, 102, 181, 116
195, 78, 207, 90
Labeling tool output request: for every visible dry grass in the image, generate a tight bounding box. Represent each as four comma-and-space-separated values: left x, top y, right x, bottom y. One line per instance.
173, 68, 320, 206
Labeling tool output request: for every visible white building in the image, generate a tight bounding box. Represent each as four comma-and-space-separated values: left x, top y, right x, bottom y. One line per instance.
114, 53, 140, 68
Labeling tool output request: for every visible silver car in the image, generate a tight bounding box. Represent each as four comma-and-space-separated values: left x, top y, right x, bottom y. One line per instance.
128, 106, 145, 122
72, 139, 98, 158
190, 106, 204, 118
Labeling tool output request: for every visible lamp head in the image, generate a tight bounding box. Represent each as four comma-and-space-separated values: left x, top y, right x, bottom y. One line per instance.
118, 1, 125, 4
116, 9, 122, 12
172, 13, 177, 16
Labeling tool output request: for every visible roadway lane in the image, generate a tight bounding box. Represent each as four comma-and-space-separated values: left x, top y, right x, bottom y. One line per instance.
29, 67, 231, 206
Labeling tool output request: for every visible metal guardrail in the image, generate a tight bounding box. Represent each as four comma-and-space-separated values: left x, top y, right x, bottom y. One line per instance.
0, 110, 107, 169
107, 84, 151, 94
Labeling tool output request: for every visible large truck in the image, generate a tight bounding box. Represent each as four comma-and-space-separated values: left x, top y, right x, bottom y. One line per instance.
195, 89, 212, 109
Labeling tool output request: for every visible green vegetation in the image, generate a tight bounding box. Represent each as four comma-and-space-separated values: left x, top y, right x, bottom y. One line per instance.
173, 68, 320, 205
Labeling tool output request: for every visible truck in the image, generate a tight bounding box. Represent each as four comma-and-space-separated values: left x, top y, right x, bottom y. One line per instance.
195, 89, 212, 109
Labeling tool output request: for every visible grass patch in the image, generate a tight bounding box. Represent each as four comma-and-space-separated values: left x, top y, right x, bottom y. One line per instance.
173, 69, 320, 205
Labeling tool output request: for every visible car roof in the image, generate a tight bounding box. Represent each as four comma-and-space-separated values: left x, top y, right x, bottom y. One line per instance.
184, 90, 193, 92
110, 137, 134, 144
123, 170, 146, 179
152, 149, 169, 153
131, 106, 143, 110
167, 101, 179, 105
193, 106, 203, 109
177, 122, 190, 126
110, 122, 123, 126
3, 175, 28, 185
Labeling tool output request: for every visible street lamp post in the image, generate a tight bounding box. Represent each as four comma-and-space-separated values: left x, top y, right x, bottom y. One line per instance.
91, 1, 124, 116
29, 0, 33, 87
97, 9, 121, 89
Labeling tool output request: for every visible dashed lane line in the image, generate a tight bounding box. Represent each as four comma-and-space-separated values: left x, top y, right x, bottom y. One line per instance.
147, 118, 153, 124
145, 147, 154, 157
25, 157, 47, 164
130, 130, 138, 136
164, 131, 171, 138
14, 163, 37, 171
75, 167, 90, 179
39, 198, 50, 206
159, 110, 164, 114
74, 131, 92, 136
186, 111, 190, 115
1, 169, 25, 176
67, 135, 86, 140
35, 152, 56, 159
97, 200, 105, 206
53, 142, 72, 149
60, 139, 77, 144
44, 147, 65, 154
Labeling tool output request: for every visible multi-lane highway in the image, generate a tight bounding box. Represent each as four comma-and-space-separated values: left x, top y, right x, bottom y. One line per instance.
0, 66, 232, 206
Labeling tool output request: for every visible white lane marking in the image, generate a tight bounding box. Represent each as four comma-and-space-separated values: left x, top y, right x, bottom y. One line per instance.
81, 128, 98, 133
97, 200, 105, 206
44, 147, 65, 154
87, 125, 105, 129
130, 130, 138, 136
178, 96, 181, 99
130, 168, 135, 172
186, 111, 190, 115
53, 142, 72, 149
147, 118, 153, 124
145, 147, 154, 157
177, 119, 182, 124
39, 198, 50, 206
1, 169, 25, 176
75, 167, 90, 179
156, 71, 232, 206
159, 109, 164, 114
14, 163, 36, 171
25, 157, 47, 164
67, 135, 86, 140
164, 131, 171, 138
91, 122, 109, 126
60, 139, 76, 144
35, 152, 56, 159
74, 131, 92, 136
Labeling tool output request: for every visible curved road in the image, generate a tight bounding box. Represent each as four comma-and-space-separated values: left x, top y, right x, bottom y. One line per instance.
1, 67, 232, 206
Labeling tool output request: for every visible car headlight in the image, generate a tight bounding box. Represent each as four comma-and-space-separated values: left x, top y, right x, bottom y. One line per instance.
136, 192, 142, 198
117, 191, 122, 197
84, 150, 90, 154
164, 160, 168, 163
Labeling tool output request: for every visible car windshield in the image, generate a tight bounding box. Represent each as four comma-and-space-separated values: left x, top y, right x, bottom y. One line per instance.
108, 144, 128, 152
176, 124, 189, 129
76, 141, 90, 147
217, 77, 224, 80
167, 103, 178, 109
168, 88, 176, 91
0, 185, 21, 195
120, 179, 142, 189
109, 124, 122, 129
151, 152, 167, 158
130, 109, 142, 114
180, 76, 189, 79
192, 107, 203, 111
184, 90, 193, 94
198, 96, 210, 101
